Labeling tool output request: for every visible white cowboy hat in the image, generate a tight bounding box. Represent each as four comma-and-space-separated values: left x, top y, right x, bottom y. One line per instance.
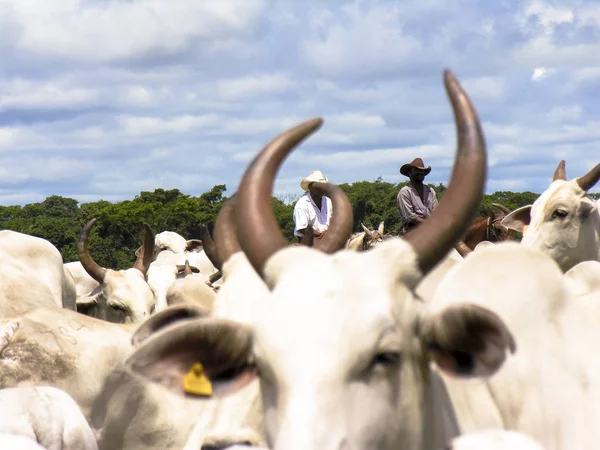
300, 170, 328, 191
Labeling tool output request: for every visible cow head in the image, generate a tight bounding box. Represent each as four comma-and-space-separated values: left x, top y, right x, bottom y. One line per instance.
447, 430, 544, 450
76, 219, 156, 324
126, 70, 515, 450
134, 230, 206, 260
347, 222, 387, 252
502, 160, 600, 272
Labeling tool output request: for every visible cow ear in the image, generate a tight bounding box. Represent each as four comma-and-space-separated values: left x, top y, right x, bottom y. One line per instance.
501, 205, 531, 233
131, 304, 209, 347
186, 239, 204, 253
76, 295, 98, 315
579, 198, 597, 221
377, 221, 385, 235
419, 303, 516, 378
126, 317, 256, 399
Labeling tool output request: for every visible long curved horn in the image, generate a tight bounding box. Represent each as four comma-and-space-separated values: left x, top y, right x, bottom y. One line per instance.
235, 118, 324, 275
490, 203, 511, 215
213, 195, 241, 269
403, 70, 487, 275
77, 218, 107, 283
553, 160, 566, 181
132, 223, 154, 276
576, 163, 600, 192
176, 263, 200, 275
361, 223, 373, 237
208, 270, 222, 284
312, 182, 353, 253
455, 240, 473, 257
199, 225, 220, 270
183, 260, 193, 276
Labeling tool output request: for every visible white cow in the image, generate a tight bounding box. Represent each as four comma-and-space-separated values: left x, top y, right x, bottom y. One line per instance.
0, 307, 206, 450
448, 430, 545, 450
75, 219, 156, 324
126, 71, 519, 450
64, 261, 100, 298
0, 230, 76, 316
137, 229, 218, 275
136, 178, 352, 449
502, 160, 600, 272
0, 386, 97, 449
562, 260, 600, 322
0, 302, 271, 450
144, 228, 221, 311
165, 262, 217, 312
0, 434, 48, 449
345, 222, 386, 252
415, 248, 463, 303
429, 242, 600, 449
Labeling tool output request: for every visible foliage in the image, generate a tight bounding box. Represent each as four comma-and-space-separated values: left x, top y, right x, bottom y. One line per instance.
0, 180, 570, 269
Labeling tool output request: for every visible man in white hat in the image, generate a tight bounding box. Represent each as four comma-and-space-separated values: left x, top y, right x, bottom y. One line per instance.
293, 170, 333, 242
397, 157, 438, 234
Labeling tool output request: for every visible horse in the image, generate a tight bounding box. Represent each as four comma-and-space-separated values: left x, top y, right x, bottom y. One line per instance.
462, 203, 517, 250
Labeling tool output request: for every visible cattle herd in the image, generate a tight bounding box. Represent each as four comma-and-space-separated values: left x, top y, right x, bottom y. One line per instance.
0, 69, 598, 450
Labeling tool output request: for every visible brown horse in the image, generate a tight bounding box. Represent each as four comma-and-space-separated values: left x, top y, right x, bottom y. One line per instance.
462, 203, 517, 250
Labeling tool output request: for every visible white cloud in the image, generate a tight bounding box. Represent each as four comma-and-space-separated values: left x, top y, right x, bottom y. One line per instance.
2, 0, 266, 63
0, 0, 599, 206
0, 128, 21, 147
531, 67, 555, 81
521, 1, 574, 31
546, 105, 582, 123
119, 114, 220, 135
216, 74, 295, 100
487, 178, 530, 192
327, 113, 386, 129
300, 2, 422, 78
0, 79, 98, 110
119, 86, 156, 108
463, 76, 507, 101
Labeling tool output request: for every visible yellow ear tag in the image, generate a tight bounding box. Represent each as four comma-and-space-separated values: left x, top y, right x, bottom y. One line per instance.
183, 362, 213, 397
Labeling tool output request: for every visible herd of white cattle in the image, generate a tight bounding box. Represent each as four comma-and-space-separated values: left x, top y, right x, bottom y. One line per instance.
0, 70, 599, 450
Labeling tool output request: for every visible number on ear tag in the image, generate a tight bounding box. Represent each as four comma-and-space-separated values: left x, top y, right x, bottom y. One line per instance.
183, 362, 213, 397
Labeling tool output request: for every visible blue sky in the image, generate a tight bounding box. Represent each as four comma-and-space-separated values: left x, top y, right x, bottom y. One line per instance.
0, 0, 598, 205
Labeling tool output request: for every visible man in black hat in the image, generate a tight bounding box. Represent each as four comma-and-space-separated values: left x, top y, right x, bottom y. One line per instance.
397, 157, 438, 234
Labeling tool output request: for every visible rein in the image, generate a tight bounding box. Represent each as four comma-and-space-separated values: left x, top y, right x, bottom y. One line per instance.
485, 216, 505, 242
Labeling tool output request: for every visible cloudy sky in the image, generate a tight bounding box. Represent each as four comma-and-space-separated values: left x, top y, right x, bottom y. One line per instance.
0, 0, 598, 205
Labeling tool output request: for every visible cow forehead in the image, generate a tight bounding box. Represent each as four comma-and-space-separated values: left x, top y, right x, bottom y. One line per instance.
532, 180, 584, 219
107, 269, 153, 298
255, 240, 421, 365
155, 231, 187, 252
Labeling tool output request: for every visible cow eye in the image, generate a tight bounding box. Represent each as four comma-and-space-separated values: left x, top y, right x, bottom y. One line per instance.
372, 351, 402, 367
110, 303, 128, 312
551, 209, 568, 219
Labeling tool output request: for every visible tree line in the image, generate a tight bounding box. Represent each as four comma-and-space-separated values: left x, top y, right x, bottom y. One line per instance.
0, 179, 595, 270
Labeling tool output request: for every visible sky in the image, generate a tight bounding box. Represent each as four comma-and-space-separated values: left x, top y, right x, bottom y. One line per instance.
0, 0, 599, 206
